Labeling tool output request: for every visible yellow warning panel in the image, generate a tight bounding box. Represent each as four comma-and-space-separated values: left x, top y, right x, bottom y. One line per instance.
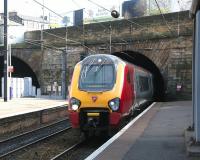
87, 113, 100, 117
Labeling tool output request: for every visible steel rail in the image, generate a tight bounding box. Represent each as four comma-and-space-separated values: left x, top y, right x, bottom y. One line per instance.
50, 140, 85, 160
0, 118, 71, 158
0, 117, 68, 143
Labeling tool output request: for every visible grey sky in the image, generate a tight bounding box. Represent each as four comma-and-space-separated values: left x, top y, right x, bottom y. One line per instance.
0, 0, 191, 18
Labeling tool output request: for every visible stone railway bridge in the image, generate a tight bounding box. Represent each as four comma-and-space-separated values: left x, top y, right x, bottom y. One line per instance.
0, 11, 192, 100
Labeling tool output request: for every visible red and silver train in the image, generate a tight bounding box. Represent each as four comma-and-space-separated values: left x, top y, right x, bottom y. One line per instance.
68, 54, 154, 135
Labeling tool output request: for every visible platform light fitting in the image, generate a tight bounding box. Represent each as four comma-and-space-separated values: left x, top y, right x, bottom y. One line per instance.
111, 10, 120, 18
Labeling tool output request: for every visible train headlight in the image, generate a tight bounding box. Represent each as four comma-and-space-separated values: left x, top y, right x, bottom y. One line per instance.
70, 97, 81, 111
72, 104, 79, 110
108, 98, 120, 111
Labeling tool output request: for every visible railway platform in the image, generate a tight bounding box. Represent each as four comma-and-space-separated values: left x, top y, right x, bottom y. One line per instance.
86, 101, 200, 160
0, 98, 67, 119
0, 98, 68, 139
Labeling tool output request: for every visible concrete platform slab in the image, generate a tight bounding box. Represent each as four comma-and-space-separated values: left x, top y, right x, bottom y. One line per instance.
0, 98, 68, 119
0, 98, 68, 140
185, 130, 200, 156
86, 101, 199, 160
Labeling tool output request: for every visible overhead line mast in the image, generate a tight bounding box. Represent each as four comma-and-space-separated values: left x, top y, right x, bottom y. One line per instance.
3, 0, 8, 102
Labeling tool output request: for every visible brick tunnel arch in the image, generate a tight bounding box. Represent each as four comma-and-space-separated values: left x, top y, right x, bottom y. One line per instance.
0, 56, 40, 97
112, 50, 165, 101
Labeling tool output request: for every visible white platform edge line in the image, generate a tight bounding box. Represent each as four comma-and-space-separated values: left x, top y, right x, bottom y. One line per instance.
84, 102, 157, 160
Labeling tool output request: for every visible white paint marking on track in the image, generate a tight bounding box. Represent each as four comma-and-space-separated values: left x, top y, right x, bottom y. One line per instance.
84, 102, 157, 160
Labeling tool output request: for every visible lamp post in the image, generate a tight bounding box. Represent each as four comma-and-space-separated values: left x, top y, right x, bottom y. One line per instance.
8, 44, 12, 100
3, 0, 8, 102
61, 50, 66, 99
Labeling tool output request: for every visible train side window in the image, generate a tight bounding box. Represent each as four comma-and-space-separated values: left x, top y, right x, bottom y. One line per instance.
136, 75, 139, 90
139, 76, 149, 92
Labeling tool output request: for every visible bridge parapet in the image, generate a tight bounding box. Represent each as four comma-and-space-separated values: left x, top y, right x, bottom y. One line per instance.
24, 11, 192, 47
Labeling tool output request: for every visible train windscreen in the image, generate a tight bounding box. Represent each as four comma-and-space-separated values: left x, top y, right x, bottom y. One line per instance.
79, 64, 116, 91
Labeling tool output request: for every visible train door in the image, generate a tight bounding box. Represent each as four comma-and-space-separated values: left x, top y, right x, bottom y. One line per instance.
134, 69, 140, 109
124, 67, 134, 114
148, 74, 154, 100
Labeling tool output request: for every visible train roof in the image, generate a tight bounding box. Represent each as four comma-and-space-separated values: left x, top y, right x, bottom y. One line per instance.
80, 54, 125, 65
78, 54, 151, 75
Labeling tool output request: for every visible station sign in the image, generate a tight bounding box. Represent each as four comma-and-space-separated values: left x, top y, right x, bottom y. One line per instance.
8, 66, 14, 73
84, 5, 120, 24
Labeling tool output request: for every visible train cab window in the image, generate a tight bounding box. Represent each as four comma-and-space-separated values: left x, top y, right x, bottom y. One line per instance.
139, 76, 149, 92
79, 64, 116, 91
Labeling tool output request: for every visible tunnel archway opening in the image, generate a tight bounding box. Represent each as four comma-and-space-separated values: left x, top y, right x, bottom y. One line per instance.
0, 56, 40, 97
112, 51, 165, 101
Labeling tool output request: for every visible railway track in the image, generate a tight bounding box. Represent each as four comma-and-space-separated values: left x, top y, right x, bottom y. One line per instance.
0, 103, 152, 160
50, 140, 85, 160
50, 136, 109, 160
0, 118, 71, 158
49, 103, 152, 160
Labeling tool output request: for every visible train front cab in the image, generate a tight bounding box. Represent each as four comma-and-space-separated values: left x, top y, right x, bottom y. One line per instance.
68, 55, 134, 135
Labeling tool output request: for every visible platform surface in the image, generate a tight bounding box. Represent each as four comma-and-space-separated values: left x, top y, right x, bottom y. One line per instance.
88, 101, 199, 160
0, 98, 67, 119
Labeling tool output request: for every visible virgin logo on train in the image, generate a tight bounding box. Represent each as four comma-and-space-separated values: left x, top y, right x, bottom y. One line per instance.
92, 96, 97, 102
